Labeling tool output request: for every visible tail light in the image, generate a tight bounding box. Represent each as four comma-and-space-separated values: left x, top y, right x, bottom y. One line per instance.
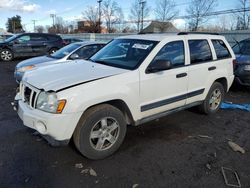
62, 40, 67, 46
232, 59, 237, 70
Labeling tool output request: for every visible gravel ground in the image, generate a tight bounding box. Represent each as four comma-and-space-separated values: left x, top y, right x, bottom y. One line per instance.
0, 60, 250, 188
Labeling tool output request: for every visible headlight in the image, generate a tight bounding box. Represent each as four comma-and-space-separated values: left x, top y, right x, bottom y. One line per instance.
244, 65, 250, 71
16, 65, 35, 73
36, 91, 66, 113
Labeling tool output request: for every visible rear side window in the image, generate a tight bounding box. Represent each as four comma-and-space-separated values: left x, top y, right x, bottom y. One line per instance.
31, 35, 48, 42
153, 41, 185, 68
188, 40, 212, 64
212, 40, 231, 59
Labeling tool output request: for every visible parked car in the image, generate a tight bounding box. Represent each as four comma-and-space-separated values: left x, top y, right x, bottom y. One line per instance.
0, 33, 64, 61
14, 33, 235, 159
62, 37, 85, 45
14, 41, 106, 82
232, 38, 250, 86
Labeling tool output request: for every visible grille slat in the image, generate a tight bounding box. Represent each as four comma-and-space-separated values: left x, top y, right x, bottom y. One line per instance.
20, 82, 40, 108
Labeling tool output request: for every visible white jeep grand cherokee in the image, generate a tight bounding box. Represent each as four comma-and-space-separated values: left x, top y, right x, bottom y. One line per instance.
15, 33, 235, 159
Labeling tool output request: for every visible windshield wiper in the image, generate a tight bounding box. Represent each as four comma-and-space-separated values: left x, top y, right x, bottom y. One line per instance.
93, 60, 109, 66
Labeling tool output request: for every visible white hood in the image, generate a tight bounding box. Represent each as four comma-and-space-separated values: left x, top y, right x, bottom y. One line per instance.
23, 60, 129, 91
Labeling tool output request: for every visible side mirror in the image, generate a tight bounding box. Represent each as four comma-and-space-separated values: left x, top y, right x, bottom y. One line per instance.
70, 53, 80, 60
14, 40, 20, 44
146, 60, 172, 73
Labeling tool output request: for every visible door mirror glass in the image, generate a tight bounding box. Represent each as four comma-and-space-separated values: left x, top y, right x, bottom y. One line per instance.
70, 53, 80, 60
147, 60, 172, 73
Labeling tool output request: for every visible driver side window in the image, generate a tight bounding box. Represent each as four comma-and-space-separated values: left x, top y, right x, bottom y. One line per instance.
16, 35, 31, 43
153, 41, 185, 68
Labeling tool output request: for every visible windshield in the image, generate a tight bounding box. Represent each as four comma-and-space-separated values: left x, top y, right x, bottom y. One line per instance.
90, 39, 159, 70
4, 35, 18, 42
50, 43, 82, 59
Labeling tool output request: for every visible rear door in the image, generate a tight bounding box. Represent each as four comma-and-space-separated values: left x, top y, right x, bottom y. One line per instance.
30, 34, 48, 55
186, 38, 216, 104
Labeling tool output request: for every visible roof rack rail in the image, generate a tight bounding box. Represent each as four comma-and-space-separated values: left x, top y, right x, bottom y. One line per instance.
178, 32, 220, 35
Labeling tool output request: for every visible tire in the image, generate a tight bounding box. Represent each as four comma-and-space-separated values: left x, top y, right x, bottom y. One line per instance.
0, 49, 13, 61
73, 104, 127, 160
199, 82, 225, 114
48, 48, 58, 54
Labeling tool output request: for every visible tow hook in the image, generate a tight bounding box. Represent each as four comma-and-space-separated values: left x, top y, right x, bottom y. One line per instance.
11, 101, 18, 111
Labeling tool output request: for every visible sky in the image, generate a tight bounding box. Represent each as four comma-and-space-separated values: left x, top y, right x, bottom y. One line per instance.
0, 0, 240, 32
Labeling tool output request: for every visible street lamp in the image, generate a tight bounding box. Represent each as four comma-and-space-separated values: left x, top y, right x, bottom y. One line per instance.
97, 0, 102, 33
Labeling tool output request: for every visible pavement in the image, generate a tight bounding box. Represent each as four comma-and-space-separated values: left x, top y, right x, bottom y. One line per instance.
0, 60, 250, 188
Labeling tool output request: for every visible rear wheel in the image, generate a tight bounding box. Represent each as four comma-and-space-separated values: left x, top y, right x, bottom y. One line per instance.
0, 49, 13, 61
73, 104, 127, 160
199, 82, 225, 114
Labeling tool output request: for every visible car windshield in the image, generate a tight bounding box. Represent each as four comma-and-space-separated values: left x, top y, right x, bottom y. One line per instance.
90, 39, 159, 70
4, 34, 18, 42
50, 43, 82, 59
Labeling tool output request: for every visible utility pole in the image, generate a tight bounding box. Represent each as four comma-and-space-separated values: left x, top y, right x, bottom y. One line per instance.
12, 20, 15, 33
97, 0, 102, 33
32, 20, 37, 32
139, 0, 146, 32
50, 14, 56, 27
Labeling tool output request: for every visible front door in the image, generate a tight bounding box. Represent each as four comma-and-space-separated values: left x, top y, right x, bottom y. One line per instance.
140, 40, 188, 118
12, 34, 32, 57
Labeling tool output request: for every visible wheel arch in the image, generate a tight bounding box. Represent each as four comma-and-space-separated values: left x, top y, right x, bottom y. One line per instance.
83, 99, 135, 126
214, 77, 228, 92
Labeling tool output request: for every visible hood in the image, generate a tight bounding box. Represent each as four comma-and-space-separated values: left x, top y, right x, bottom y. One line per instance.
23, 60, 129, 92
16, 55, 56, 68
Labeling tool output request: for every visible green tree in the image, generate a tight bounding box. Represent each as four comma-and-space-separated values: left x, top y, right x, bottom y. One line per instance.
6, 15, 23, 33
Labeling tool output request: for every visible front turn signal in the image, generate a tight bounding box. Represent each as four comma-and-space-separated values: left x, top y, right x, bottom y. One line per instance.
56, 100, 67, 114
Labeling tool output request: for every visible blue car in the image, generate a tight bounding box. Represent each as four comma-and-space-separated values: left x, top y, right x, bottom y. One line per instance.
232, 38, 250, 86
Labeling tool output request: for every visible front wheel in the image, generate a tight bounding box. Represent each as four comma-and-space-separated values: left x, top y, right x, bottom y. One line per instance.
48, 48, 58, 54
199, 82, 225, 114
0, 49, 13, 61
73, 104, 127, 160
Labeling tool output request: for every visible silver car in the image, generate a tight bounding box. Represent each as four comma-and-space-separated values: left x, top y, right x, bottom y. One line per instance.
14, 41, 106, 82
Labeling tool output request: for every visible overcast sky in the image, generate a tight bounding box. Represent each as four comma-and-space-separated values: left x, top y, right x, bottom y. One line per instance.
0, 0, 240, 32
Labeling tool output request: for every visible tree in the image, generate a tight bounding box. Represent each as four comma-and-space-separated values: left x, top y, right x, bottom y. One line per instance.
83, 6, 101, 33
236, 0, 250, 30
186, 0, 217, 31
36, 25, 45, 33
6, 15, 23, 33
102, 0, 123, 33
155, 0, 178, 22
129, 0, 150, 32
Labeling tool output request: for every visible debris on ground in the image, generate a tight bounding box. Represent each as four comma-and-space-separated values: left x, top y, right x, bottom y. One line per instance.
221, 102, 250, 112
24, 177, 30, 183
75, 163, 84, 169
89, 168, 97, 176
206, 163, 211, 170
95, 180, 99, 184
228, 141, 245, 154
132, 184, 139, 188
221, 167, 241, 188
80, 168, 97, 177
198, 135, 213, 139
81, 169, 89, 174
36, 138, 42, 142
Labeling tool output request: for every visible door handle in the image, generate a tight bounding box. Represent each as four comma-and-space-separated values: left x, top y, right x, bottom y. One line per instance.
208, 66, 216, 71
176, 73, 187, 78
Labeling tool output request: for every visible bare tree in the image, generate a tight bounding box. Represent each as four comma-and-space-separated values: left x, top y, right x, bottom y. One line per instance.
35, 25, 45, 33
186, 0, 217, 31
129, 0, 150, 32
155, 0, 178, 22
102, 0, 123, 33
83, 6, 101, 33
236, 0, 250, 30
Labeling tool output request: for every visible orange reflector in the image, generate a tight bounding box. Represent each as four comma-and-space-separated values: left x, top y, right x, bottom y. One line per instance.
56, 100, 66, 113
